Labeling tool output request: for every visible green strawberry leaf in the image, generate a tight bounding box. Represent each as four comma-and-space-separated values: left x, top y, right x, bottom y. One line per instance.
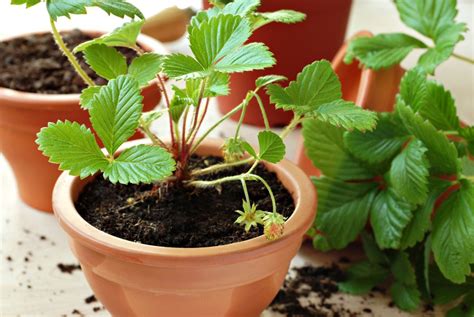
252, 10, 306, 29
344, 113, 409, 164
47, 0, 143, 21
338, 260, 390, 294
190, 14, 251, 69
84, 44, 127, 81
266, 60, 342, 115
396, 0, 458, 39
162, 53, 207, 79
390, 281, 421, 312
89, 75, 143, 155
429, 264, 473, 305
361, 231, 389, 265
222, 0, 260, 16
391, 251, 417, 285
215, 43, 275, 73
308, 100, 378, 132
417, 23, 467, 74
399, 179, 451, 249
370, 189, 415, 249
255, 130, 285, 163
74, 20, 144, 52
206, 72, 230, 97
103, 144, 175, 184
255, 75, 287, 88
302, 119, 375, 180
36, 120, 108, 178
397, 100, 459, 175
344, 33, 427, 70
419, 80, 460, 131
128, 53, 163, 87
390, 140, 430, 205
11, 0, 40, 8
431, 180, 474, 283
399, 68, 429, 111
79, 86, 102, 110
311, 177, 377, 250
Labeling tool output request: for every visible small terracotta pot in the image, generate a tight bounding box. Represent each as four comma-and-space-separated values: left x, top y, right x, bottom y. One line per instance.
296, 31, 406, 176
53, 139, 316, 317
205, 0, 353, 127
0, 31, 166, 212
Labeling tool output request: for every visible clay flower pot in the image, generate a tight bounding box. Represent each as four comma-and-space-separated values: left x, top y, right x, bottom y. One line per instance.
296, 31, 405, 176
205, 0, 353, 127
0, 31, 166, 212
53, 139, 316, 317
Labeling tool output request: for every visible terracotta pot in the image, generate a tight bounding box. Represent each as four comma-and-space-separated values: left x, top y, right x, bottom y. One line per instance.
53, 139, 316, 317
0, 31, 167, 212
205, 0, 353, 127
296, 31, 406, 176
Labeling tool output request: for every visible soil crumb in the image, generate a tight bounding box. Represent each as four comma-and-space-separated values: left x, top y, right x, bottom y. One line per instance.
57, 263, 81, 274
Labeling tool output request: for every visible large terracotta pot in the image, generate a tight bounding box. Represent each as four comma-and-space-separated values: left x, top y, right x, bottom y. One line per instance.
206, 0, 353, 127
53, 139, 316, 317
296, 31, 405, 176
0, 31, 166, 212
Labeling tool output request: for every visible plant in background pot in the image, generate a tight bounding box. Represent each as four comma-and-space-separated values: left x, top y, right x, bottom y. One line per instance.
302, 0, 474, 313
206, 0, 353, 127
1, 1, 164, 212
29, 1, 378, 316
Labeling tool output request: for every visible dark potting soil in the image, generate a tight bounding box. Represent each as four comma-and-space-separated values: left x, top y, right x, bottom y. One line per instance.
0, 29, 138, 94
76, 156, 295, 248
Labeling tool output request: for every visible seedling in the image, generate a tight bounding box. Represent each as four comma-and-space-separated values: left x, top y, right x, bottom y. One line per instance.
305, 0, 474, 312
14, 0, 377, 240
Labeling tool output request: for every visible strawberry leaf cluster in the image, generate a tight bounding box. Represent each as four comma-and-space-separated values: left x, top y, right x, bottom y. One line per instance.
304, 0, 473, 312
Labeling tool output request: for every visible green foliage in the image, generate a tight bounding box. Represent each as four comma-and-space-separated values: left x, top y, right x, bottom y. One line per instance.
311, 177, 376, 250
255, 75, 287, 88
243, 131, 285, 163
251, 10, 306, 29
235, 200, 265, 232
338, 260, 389, 294
89, 75, 143, 155
103, 144, 175, 184
431, 180, 474, 283
11, 0, 40, 8
84, 44, 127, 80
163, 14, 274, 79
128, 53, 163, 87
389, 140, 430, 205
302, 120, 374, 180
36, 120, 108, 178
345, 0, 467, 72
79, 86, 101, 110
46, 0, 143, 21
344, 113, 408, 164
345, 33, 427, 70
370, 189, 415, 249
74, 20, 144, 52
267, 60, 342, 115
308, 100, 377, 132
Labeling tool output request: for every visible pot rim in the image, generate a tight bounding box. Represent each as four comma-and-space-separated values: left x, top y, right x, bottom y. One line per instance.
53, 138, 316, 264
0, 28, 167, 106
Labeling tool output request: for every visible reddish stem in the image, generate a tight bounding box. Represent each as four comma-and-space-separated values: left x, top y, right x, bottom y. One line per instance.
156, 75, 176, 154
188, 97, 210, 148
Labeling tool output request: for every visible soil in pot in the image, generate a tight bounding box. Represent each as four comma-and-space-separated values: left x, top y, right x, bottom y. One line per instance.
76, 156, 295, 247
0, 29, 138, 94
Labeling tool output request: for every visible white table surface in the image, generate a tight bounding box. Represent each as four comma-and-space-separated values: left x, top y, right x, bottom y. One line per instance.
1, 1, 473, 316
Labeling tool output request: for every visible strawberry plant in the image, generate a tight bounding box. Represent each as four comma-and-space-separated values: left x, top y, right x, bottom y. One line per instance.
305, 0, 474, 313
14, 0, 378, 240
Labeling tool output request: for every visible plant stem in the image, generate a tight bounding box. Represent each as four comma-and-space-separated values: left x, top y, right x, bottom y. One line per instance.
253, 92, 270, 130
443, 130, 459, 136
132, 44, 145, 55
452, 52, 474, 64
280, 114, 302, 139
140, 124, 168, 150
188, 97, 210, 149
191, 157, 254, 176
155, 74, 176, 152
190, 100, 246, 154
241, 178, 250, 203
247, 160, 259, 175
234, 92, 252, 139
187, 173, 277, 214
49, 18, 95, 87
